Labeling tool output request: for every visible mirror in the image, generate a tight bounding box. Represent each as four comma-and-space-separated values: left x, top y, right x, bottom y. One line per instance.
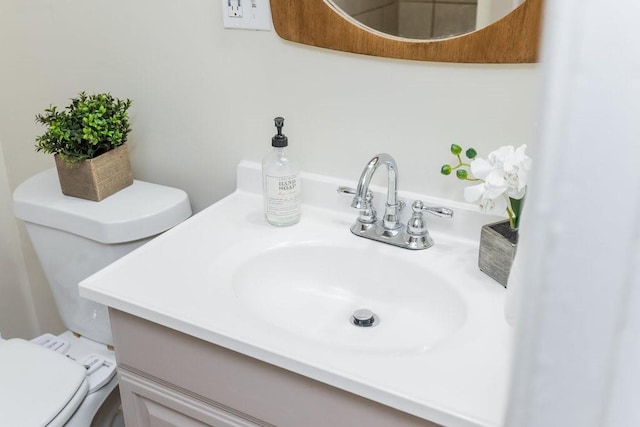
270, 0, 543, 63
330, 0, 525, 40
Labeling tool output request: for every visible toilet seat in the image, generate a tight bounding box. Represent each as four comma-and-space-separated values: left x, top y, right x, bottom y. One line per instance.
0, 339, 89, 427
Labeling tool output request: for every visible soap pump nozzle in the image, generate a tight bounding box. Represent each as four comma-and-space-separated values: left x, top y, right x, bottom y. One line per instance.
272, 117, 288, 147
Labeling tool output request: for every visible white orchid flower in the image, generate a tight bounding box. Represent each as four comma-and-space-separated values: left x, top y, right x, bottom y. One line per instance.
468, 144, 531, 201
464, 182, 508, 214
503, 144, 531, 199
443, 143, 532, 229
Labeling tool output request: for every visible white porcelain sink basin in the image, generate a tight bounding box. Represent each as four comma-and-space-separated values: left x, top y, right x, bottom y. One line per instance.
233, 243, 467, 354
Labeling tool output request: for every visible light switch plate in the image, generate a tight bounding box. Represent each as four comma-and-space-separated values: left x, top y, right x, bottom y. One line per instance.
222, 0, 272, 31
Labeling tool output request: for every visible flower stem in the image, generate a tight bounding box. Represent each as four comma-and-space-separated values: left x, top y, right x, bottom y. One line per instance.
507, 196, 524, 230
450, 156, 475, 180
451, 153, 471, 167
451, 162, 471, 170
507, 208, 516, 229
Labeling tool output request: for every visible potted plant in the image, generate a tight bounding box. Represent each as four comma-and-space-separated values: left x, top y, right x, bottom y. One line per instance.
35, 92, 134, 201
441, 143, 532, 287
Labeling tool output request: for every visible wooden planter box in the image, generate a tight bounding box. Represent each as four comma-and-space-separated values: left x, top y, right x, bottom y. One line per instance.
54, 144, 133, 202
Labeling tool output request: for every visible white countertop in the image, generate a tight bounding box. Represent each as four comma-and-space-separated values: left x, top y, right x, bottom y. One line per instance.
80, 161, 512, 427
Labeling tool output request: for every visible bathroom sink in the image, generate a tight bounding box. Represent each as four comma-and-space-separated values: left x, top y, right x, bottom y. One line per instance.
232, 244, 467, 354
80, 161, 512, 427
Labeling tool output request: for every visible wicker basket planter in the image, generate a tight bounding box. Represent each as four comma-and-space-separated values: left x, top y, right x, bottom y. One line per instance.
54, 144, 133, 202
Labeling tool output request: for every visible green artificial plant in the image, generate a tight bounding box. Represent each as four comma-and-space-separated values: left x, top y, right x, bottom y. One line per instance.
35, 92, 132, 164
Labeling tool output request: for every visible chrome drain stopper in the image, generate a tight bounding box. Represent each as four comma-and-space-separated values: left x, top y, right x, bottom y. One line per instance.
351, 309, 379, 327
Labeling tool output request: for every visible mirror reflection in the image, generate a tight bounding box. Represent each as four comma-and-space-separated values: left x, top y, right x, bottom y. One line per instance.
329, 0, 525, 40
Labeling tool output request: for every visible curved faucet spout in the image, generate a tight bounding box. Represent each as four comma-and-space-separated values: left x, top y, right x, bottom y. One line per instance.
343, 153, 452, 249
351, 153, 401, 230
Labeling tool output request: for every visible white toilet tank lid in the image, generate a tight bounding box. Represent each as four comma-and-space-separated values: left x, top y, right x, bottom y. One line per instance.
0, 339, 89, 427
13, 168, 192, 244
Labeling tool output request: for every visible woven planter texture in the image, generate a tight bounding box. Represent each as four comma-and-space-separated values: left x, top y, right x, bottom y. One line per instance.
54, 144, 133, 202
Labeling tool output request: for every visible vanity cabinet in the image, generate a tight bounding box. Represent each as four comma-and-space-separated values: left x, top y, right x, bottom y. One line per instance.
119, 371, 264, 426
110, 309, 441, 427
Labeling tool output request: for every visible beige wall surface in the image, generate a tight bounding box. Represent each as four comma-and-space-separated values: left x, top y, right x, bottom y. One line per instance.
0, 137, 40, 339
0, 0, 539, 336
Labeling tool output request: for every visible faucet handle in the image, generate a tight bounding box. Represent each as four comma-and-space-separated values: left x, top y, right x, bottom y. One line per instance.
407, 200, 453, 237
337, 186, 356, 195
337, 186, 373, 201
411, 200, 454, 218
337, 186, 376, 224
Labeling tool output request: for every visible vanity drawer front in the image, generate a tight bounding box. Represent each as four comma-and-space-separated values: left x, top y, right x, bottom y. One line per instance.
110, 309, 439, 427
119, 369, 266, 427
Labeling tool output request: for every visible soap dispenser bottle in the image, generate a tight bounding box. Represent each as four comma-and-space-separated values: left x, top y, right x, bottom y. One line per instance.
262, 117, 302, 226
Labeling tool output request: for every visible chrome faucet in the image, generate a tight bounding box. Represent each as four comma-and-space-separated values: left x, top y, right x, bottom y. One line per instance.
352, 154, 403, 233
338, 153, 453, 250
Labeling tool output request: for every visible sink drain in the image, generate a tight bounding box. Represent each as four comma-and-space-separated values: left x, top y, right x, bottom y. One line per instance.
351, 309, 379, 327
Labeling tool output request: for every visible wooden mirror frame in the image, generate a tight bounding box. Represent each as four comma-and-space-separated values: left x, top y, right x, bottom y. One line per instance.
270, 0, 543, 63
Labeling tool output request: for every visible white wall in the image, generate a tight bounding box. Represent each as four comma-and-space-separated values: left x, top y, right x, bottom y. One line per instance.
0, 1, 539, 336
506, 0, 640, 425
0, 137, 39, 339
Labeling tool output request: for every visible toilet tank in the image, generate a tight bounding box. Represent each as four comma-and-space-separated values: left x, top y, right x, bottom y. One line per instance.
13, 169, 192, 346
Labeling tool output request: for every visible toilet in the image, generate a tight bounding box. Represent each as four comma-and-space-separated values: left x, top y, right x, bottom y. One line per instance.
2, 168, 191, 426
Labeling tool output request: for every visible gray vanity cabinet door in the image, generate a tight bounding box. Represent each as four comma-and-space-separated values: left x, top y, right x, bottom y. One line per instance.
118, 370, 267, 427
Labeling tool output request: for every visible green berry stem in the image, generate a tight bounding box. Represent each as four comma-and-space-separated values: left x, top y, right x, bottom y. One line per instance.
450, 163, 470, 171
454, 153, 471, 168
